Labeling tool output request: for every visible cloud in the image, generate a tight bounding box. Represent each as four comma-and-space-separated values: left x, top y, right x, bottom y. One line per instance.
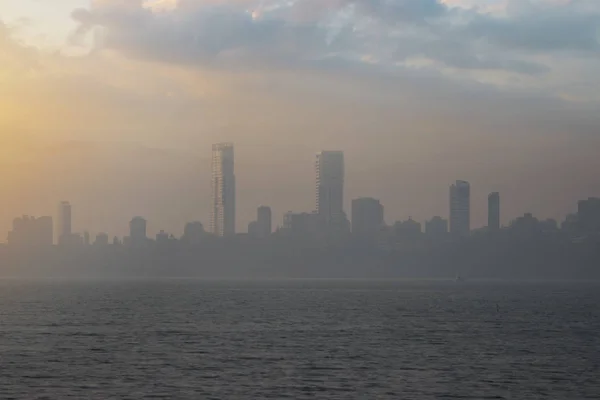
465, 0, 600, 52
71, 2, 338, 69
65, 0, 600, 86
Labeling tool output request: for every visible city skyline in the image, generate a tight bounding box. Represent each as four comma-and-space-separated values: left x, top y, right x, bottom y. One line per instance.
2, 1, 600, 240
3, 142, 596, 243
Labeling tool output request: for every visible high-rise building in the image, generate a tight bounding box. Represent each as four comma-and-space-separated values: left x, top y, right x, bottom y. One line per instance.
57, 201, 72, 245
7, 216, 53, 248
425, 216, 448, 238
316, 151, 345, 227
394, 218, 422, 240
351, 197, 384, 237
283, 212, 318, 237
450, 180, 470, 236
577, 197, 600, 234
94, 233, 109, 247
256, 206, 272, 238
183, 222, 205, 244
129, 217, 147, 246
37, 216, 53, 246
210, 143, 236, 237
488, 192, 500, 231
248, 221, 259, 237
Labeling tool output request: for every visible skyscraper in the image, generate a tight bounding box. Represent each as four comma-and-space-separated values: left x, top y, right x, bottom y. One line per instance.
316, 151, 345, 227
210, 143, 236, 237
57, 201, 72, 245
450, 180, 470, 236
351, 197, 384, 237
129, 216, 147, 246
256, 206, 272, 238
488, 192, 500, 231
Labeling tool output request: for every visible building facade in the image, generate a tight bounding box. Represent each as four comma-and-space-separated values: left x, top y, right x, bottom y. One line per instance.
57, 201, 72, 245
183, 222, 205, 244
7, 216, 53, 248
129, 217, 147, 246
283, 212, 318, 237
210, 143, 236, 237
425, 216, 448, 238
316, 151, 345, 228
94, 233, 109, 246
488, 192, 500, 231
450, 180, 471, 236
577, 197, 600, 235
351, 197, 384, 237
256, 206, 272, 238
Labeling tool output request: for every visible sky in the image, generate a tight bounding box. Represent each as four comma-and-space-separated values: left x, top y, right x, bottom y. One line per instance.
1, 0, 600, 238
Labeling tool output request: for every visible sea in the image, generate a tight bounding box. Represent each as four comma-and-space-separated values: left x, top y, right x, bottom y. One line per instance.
0, 279, 598, 399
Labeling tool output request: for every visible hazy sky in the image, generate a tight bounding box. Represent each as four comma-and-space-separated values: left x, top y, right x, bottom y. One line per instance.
1, 0, 600, 238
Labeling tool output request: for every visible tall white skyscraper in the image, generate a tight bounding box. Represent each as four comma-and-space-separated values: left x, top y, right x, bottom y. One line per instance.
450, 180, 471, 236
57, 201, 72, 244
316, 151, 345, 226
210, 143, 236, 236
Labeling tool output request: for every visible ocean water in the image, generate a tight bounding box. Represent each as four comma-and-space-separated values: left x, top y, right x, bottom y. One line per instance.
0, 279, 599, 399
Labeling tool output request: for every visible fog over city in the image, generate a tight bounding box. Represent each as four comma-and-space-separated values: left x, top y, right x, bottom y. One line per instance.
3, 4, 600, 397
2, 0, 600, 238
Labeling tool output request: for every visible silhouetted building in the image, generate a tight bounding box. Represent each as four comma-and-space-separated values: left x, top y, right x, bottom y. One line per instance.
351, 198, 384, 237
83, 231, 90, 246
510, 213, 540, 239
129, 217, 147, 247
577, 197, 600, 235
248, 221, 259, 237
394, 218, 422, 240
562, 213, 579, 238
7, 216, 53, 248
316, 151, 345, 228
539, 218, 558, 233
94, 233, 109, 247
210, 143, 236, 237
256, 206, 272, 238
283, 212, 318, 237
450, 180, 470, 236
488, 192, 500, 231
156, 230, 169, 243
183, 222, 205, 244
57, 201, 72, 245
37, 217, 54, 246
425, 216, 448, 238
